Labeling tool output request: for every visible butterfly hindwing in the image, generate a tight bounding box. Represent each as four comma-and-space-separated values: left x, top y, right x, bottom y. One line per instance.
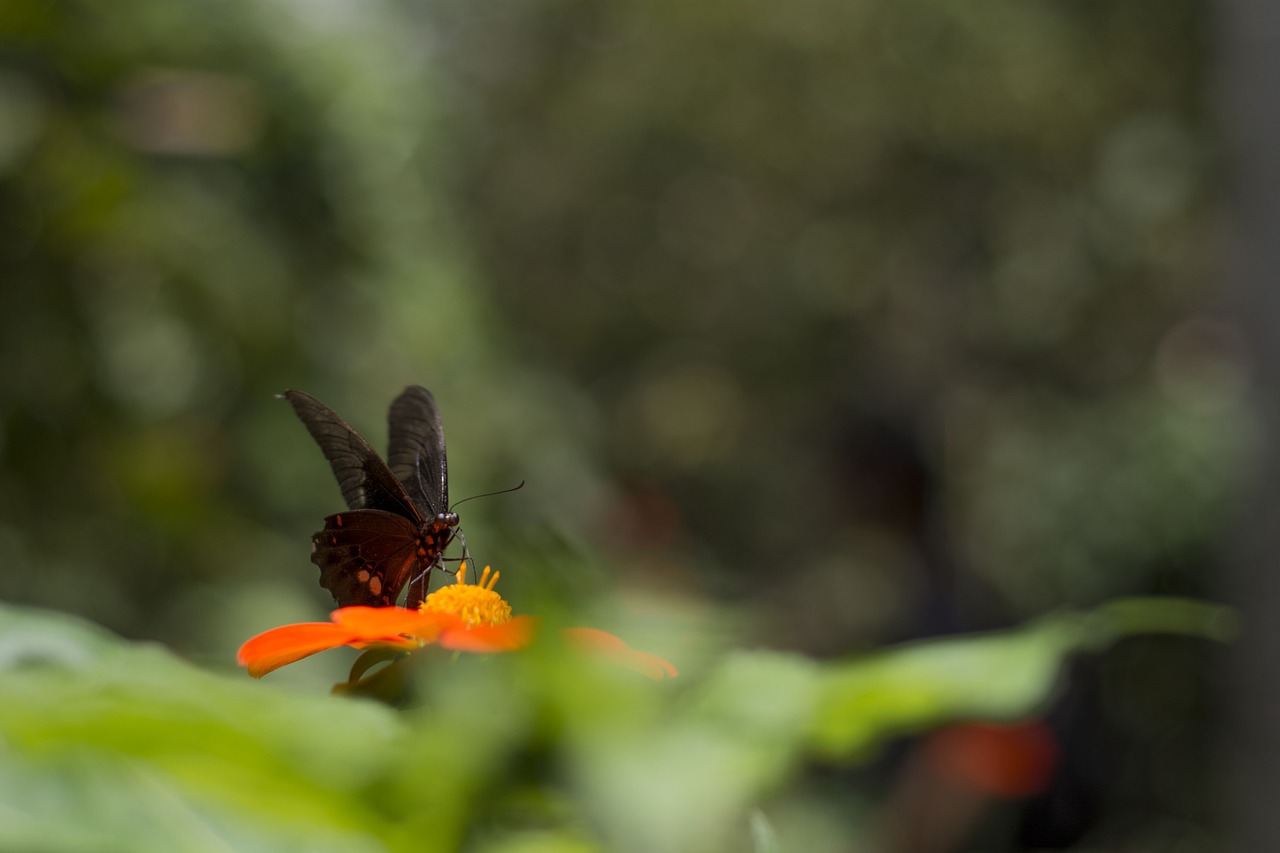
311, 510, 421, 607
386, 385, 450, 517
284, 390, 422, 522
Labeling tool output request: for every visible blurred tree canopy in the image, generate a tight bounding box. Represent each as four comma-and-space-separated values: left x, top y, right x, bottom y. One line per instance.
0, 0, 1235, 643
431, 0, 1238, 640
0, 0, 540, 653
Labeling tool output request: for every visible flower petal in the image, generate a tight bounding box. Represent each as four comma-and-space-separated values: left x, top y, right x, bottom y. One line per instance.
237, 622, 362, 678
332, 605, 442, 642
562, 627, 679, 680
436, 614, 539, 653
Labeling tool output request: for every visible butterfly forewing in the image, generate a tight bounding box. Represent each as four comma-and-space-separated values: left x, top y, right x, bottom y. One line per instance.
284, 390, 422, 522
386, 385, 449, 517
311, 510, 419, 607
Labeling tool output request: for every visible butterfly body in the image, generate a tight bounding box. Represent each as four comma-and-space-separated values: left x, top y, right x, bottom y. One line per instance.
285, 386, 458, 608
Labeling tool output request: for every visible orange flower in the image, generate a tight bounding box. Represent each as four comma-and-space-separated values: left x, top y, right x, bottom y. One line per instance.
238, 564, 677, 681
562, 628, 679, 680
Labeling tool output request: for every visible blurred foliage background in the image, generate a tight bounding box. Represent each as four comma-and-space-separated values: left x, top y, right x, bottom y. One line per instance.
0, 0, 1243, 849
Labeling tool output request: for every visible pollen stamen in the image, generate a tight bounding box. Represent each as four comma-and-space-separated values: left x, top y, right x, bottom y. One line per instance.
421, 561, 512, 627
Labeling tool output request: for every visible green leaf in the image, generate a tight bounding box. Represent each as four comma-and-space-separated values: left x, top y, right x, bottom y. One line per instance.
809, 597, 1233, 759
0, 596, 1232, 851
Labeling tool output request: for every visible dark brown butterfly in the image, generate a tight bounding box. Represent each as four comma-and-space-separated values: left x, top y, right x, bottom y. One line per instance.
284, 386, 460, 608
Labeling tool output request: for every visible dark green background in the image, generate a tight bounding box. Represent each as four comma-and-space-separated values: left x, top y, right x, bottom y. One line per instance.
0, 2, 1234, 848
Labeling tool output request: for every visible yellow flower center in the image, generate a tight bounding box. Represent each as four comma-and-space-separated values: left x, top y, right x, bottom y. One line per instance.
419, 563, 512, 628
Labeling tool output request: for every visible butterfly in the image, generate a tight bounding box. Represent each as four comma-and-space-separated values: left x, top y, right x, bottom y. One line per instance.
283, 386, 460, 608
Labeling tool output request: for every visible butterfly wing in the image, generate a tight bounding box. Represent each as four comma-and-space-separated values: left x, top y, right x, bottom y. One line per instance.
311, 510, 422, 606
386, 385, 450, 516
284, 389, 423, 522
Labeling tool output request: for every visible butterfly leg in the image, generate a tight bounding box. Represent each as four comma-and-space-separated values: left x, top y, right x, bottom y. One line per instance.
407, 568, 429, 606
438, 528, 479, 578
456, 528, 472, 575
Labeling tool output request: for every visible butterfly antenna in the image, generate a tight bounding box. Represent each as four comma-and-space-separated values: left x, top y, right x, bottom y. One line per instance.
450, 480, 526, 511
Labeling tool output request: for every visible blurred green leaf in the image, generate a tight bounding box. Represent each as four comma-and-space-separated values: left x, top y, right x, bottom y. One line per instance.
809, 596, 1233, 759
749, 809, 783, 853
0, 602, 405, 852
